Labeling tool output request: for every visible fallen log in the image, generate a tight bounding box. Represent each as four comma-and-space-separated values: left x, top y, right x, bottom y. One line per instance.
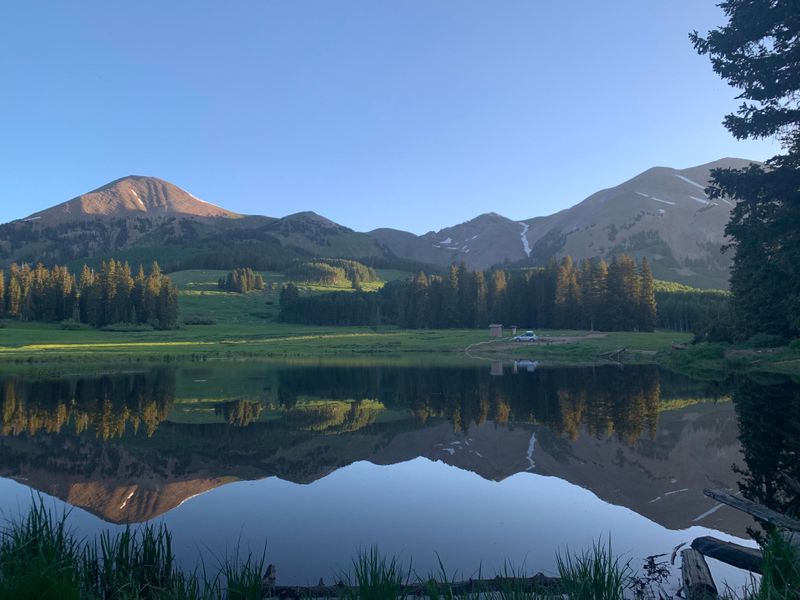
263, 573, 561, 598
681, 549, 718, 600
704, 488, 800, 531
691, 536, 763, 574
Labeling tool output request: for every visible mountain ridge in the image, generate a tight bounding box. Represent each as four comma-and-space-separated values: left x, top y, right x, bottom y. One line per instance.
2, 157, 758, 287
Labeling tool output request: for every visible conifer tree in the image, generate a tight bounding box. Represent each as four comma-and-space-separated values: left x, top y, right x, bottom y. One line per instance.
692, 1, 800, 339
555, 256, 582, 328
132, 266, 147, 323
443, 265, 460, 327
279, 282, 299, 307
157, 278, 179, 329
638, 257, 657, 332
581, 258, 608, 331
472, 271, 488, 328
487, 269, 507, 322
407, 272, 430, 328
7, 277, 20, 318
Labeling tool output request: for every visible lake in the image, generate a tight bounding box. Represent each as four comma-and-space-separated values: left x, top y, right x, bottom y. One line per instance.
1, 360, 796, 591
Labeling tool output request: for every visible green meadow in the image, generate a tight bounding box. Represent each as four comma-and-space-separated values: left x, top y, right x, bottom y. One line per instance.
1, 268, 798, 375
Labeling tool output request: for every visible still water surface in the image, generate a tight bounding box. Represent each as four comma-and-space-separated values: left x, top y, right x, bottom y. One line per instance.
0, 361, 796, 589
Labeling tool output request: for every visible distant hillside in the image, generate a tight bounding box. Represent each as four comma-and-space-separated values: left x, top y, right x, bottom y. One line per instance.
370, 212, 526, 271
518, 157, 756, 288
370, 158, 757, 288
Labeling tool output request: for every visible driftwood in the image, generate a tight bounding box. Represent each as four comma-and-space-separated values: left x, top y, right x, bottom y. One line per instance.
691, 536, 763, 574
704, 488, 800, 531
681, 549, 718, 600
262, 573, 561, 599
685, 488, 800, 597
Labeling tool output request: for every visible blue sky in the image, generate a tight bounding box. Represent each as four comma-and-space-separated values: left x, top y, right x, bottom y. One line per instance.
0, 1, 778, 233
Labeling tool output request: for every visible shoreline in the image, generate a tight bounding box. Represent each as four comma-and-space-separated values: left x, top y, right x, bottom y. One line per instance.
1, 321, 798, 377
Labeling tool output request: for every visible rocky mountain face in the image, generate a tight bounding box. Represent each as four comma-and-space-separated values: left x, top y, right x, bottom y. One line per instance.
23, 176, 240, 224
1, 158, 756, 287
370, 158, 756, 288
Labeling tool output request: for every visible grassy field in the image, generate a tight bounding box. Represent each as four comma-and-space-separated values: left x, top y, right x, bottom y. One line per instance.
0, 269, 479, 362
1, 268, 796, 374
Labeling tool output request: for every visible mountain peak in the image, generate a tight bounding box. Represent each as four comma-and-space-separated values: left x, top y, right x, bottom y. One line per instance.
22, 176, 240, 225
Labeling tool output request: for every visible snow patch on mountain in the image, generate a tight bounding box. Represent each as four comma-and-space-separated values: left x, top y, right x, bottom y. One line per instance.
525, 432, 536, 470
131, 190, 145, 208
519, 222, 531, 257
649, 196, 676, 206
675, 175, 707, 192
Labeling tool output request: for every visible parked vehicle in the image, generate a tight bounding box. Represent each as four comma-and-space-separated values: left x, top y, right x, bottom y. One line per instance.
512, 330, 538, 342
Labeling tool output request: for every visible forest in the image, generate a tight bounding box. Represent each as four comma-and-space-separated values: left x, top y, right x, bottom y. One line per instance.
217, 267, 265, 293
654, 288, 730, 335
284, 258, 378, 287
280, 254, 660, 332
0, 259, 179, 329
0, 364, 675, 445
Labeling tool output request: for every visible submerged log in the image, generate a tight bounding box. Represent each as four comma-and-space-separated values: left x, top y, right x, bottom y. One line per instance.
691, 536, 763, 574
704, 488, 800, 531
263, 573, 561, 599
681, 549, 718, 600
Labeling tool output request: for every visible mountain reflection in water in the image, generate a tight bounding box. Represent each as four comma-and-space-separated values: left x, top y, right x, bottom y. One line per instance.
0, 361, 796, 584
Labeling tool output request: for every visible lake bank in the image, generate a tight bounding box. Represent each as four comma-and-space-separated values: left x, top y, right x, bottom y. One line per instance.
1, 319, 798, 377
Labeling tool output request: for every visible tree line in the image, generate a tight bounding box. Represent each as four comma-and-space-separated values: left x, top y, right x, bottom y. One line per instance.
0, 260, 179, 329
257, 363, 677, 443
284, 258, 378, 288
217, 268, 265, 293
280, 254, 658, 331
655, 289, 730, 334
0, 369, 175, 439
0, 364, 680, 445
